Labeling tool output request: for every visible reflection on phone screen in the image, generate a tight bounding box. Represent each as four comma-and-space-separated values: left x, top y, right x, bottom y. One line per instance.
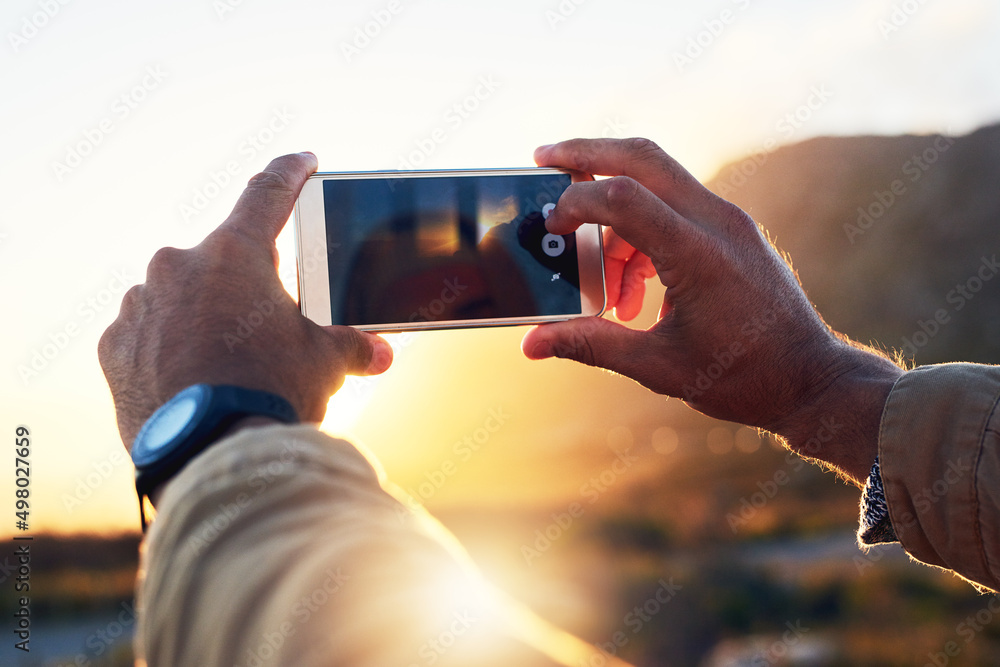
322, 173, 581, 326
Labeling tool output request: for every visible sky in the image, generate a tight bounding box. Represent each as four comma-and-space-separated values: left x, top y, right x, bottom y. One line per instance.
2, 0, 999, 537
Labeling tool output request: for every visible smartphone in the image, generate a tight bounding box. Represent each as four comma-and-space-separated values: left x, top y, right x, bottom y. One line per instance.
293, 168, 605, 331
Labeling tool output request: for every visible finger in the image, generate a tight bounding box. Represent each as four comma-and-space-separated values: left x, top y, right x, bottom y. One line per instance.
615, 253, 656, 321
601, 227, 638, 314
535, 138, 720, 224
532, 149, 594, 183
520, 317, 650, 378
603, 255, 625, 314
318, 326, 394, 376
218, 152, 319, 247
603, 226, 637, 262
544, 177, 698, 273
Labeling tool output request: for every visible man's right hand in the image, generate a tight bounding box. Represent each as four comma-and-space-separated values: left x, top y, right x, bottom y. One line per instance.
521, 138, 903, 483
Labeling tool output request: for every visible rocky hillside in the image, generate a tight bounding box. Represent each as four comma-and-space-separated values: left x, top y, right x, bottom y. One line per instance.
707, 123, 1000, 365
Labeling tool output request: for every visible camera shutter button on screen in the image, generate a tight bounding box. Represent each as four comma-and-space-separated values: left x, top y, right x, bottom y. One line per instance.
541, 233, 566, 257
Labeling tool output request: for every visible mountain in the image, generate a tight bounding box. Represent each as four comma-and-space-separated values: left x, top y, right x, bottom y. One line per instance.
707, 123, 1000, 365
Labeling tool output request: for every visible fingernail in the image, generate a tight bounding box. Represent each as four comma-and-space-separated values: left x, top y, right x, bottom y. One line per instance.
531, 341, 554, 360
367, 340, 393, 374
536, 144, 553, 152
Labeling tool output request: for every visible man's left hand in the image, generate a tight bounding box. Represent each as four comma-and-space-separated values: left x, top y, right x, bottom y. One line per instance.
98, 152, 393, 451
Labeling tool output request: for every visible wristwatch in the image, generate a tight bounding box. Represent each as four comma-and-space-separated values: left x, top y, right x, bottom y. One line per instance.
131, 384, 299, 530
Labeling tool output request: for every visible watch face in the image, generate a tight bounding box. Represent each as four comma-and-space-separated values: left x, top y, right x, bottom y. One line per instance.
148, 395, 199, 451
133, 386, 206, 467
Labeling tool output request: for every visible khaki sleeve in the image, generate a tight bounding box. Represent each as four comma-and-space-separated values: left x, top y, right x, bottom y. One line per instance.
879, 363, 1000, 591
135, 424, 621, 667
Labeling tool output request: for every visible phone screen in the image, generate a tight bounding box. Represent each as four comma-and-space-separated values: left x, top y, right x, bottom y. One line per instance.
320, 172, 585, 327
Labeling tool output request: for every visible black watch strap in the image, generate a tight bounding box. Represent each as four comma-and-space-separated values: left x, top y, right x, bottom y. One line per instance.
133, 385, 298, 531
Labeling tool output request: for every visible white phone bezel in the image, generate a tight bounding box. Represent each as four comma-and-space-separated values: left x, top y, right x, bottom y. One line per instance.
293, 168, 605, 331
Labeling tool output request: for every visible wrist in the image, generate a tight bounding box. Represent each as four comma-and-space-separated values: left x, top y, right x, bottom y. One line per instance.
771, 345, 904, 485
129, 383, 299, 533
147, 416, 280, 507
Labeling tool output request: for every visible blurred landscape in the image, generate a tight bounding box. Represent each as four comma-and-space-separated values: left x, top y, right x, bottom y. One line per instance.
710, 122, 1000, 366
7, 124, 1000, 666
1, 535, 138, 667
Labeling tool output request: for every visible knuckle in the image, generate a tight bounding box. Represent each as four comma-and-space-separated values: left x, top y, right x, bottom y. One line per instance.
565, 138, 596, 173
622, 137, 667, 174
621, 136, 663, 160
96, 324, 116, 367
558, 184, 587, 221
554, 327, 597, 367
202, 227, 270, 271
322, 325, 368, 370
205, 227, 250, 257
146, 246, 187, 279
98, 284, 145, 370
621, 137, 689, 187
344, 329, 368, 366
245, 168, 294, 195
605, 175, 642, 212
558, 200, 582, 224
719, 202, 759, 237
97, 317, 128, 373
119, 284, 143, 312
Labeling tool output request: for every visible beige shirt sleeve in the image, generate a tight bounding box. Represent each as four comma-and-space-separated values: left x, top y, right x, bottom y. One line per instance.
880, 363, 1000, 591
136, 424, 628, 667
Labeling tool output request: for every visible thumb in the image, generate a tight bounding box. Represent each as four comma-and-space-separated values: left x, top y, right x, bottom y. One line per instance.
521, 317, 649, 376
217, 152, 318, 248
318, 326, 394, 377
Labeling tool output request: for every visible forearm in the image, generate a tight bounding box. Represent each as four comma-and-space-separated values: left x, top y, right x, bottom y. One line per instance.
137, 424, 585, 667
141, 425, 331, 664
139, 424, 451, 665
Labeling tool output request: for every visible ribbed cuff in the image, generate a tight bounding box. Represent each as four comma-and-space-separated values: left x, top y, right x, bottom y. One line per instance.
858, 456, 898, 545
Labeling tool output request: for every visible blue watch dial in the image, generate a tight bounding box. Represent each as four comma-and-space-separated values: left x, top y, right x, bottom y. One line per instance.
132, 384, 212, 468
144, 394, 200, 454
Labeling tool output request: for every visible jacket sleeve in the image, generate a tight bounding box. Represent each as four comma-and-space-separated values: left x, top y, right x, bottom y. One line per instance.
879, 363, 1000, 591
135, 424, 616, 667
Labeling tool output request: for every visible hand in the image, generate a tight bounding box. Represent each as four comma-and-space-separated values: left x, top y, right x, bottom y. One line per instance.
98, 153, 393, 450
521, 138, 902, 482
